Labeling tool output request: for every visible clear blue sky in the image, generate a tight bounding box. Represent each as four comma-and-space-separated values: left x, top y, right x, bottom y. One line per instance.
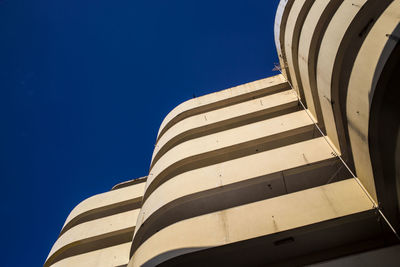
1, 0, 280, 265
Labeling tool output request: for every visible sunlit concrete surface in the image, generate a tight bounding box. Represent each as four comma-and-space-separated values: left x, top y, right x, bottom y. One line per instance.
156, 75, 287, 140
45, 179, 146, 267
297, 0, 341, 126
346, 0, 400, 204
284, 0, 313, 100
46, 0, 400, 266
151, 88, 296, 167
61, 180, 145, 234
130, 180, 374, 266
51, 242, 132, 267
145, 110, 316, 196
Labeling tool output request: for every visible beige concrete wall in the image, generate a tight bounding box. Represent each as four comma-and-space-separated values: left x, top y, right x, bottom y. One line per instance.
271, 1, 400, 258
346, 1, 400, 203
62, 181, 145, 231
45, 180, 146, 267
274, 0, 294, 81
146, 110, 315, 195
142, 137, 336, 225
151, 89, 297, 167
128, 29, 395, 260
284, 0, 313, 99
46, 1, 400, 266
47, 210, 139, 266
297, 0, 340, 126
130, 179, 373, 266
156, 75, 287, 140
276, 0, 395, 205
133, 137, 338, 248
129, 62, 383, 264
51, 242, 132, 267
315, 0, 368, 154
128, 61, 372, 263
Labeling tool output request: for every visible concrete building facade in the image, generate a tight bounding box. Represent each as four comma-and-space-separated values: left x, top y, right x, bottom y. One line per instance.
45, 1, 400, 266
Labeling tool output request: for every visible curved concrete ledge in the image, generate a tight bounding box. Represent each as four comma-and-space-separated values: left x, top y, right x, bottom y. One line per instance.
50, 242, 131, 267
316, 0, 369, 154
129, 179, 374, 267
111, 176, 147, 190
59, 196, 142, 237
346, 1, 400, 207
298, 0, 341, 126
274, 0, 294, 81
316, 0, 391, 156
131, 137, 344, 255
60, 182, 145, 235
145, 110, 316, 201
150, 89, 298, 168
156, 75, 287, 141
284, 0, 313, 101
274, 0, 286, 57
155, 211, 382, 266
45, 209, 139, 267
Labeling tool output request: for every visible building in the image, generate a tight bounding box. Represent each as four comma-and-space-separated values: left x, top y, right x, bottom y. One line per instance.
45, 0, 400, 266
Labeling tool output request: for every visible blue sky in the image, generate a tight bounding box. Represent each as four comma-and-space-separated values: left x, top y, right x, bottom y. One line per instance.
1, 0, 279, 265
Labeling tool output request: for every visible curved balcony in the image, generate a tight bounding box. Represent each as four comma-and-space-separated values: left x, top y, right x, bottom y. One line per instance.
274, 0, 294, 81
50, 242, 131, 267
45, 209, 139, 267
131, 137, 349, 256
316, 0, 391, 156
283, 0, 314, 101
129, 179, 375, 267
155, 75, 287, 141
150, 89, 297, 168
59, 180, 145, 236
145, 110, 316, 202
346, 1, 400, 217
297, 0, 341, 126
276, 0, 391, 159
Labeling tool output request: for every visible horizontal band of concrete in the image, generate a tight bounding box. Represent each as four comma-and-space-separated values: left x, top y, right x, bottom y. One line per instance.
156, 75, 288, 141
317, 0, 391, 158
45, 1, 400, 266
145, 110, 316, 201
274, 0, 286, 58
318, 1, 394, 204
45, 209, 139, 267
129, 179, 374, 267
153, 210, 382, 266
151, 89, 299, 168
316, 0, 368, 155
297, 0, 341, 127
346, 1, 400, 212
60, 196, 142, 237
276, 0, 393, 205
61, 182, 145, 232
274, 0, 295, 81
50, 242, 132, 267
131, 137, 348, 255
284, 0, 313, 101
